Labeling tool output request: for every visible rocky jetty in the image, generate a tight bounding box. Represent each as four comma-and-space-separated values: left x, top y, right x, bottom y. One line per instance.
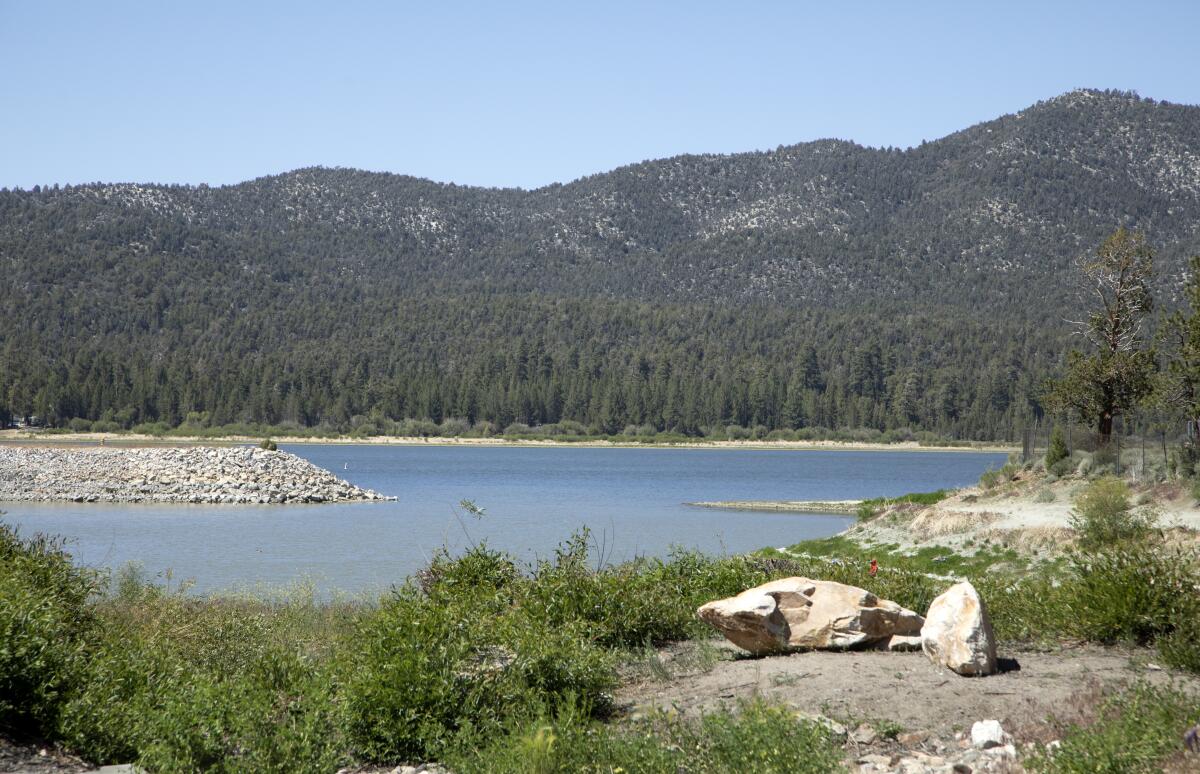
0, 446, 394, 504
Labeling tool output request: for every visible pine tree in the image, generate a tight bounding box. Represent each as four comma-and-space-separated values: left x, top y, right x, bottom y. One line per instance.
1046, 425, 1069, 468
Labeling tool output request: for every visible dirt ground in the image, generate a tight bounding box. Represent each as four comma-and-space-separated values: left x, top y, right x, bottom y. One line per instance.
619, 639, 1197, 739
0, 736, 90, 774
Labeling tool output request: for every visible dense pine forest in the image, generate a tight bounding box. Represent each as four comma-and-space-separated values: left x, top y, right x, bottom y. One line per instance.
3, 89, 1200, 440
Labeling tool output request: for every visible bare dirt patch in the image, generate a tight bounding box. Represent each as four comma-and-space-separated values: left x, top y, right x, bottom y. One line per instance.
0, 735, 90, 774
619, 639, 1195, 739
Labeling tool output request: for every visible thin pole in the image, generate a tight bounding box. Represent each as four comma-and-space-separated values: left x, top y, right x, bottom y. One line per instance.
1116, 424, 1121, 477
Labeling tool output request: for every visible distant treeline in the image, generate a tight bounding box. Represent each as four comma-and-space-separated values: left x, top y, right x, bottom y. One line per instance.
2, 296, 1058, 441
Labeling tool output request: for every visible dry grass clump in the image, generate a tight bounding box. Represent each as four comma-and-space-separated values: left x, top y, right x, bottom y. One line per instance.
908, 508, 1003, 540
978, 526, 1075, 554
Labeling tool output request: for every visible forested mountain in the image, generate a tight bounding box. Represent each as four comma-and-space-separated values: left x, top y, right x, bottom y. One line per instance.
3, 89, 1199, 439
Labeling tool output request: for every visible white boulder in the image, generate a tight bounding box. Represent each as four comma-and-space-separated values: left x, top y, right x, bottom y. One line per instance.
921, 581, 998, 676
970, 719, 1010, 749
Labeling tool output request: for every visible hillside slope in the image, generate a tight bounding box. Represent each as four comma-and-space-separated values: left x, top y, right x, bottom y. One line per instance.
2, 89, 1198, 437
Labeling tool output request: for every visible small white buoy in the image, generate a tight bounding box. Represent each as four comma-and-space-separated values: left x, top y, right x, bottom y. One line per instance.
344, 462, 349, 470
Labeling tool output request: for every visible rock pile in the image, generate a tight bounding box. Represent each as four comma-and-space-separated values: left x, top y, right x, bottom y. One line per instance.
0, 446, 394, 504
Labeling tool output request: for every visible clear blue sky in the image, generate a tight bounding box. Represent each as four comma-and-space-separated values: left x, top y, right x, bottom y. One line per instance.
2, 1, 1198, 190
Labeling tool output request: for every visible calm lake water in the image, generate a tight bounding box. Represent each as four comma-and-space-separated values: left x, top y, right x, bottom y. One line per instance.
2, 445, 1005, 595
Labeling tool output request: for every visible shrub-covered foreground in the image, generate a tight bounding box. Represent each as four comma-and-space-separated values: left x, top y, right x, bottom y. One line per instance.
1, 525, 838, 772
3, 507, 1199, 772
1024, 682, 1200, 774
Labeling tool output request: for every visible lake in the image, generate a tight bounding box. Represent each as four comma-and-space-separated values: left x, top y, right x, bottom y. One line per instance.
2, 444, 1005, 595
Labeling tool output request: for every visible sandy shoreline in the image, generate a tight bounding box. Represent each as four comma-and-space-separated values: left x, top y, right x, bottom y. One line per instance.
0, 430, 1014, 454
685, 500, 862, 514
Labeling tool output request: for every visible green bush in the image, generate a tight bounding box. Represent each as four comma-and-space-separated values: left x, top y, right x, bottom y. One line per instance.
259, 438, 278, 451
341, 547, 618, 762
1025, 683, 1200, 773
0, 523, 99, 735
1046, 425, 1070, 468
130, 421, 171, 437
57, 577, 350, 772
979, 468, 1003, 489
975, 573, 1070, 644
1069, 476, 1154, 550
60, 631, 344, 772
520, 537, 765, 647
855, 489, 948, 521
1156, 614, 1200, 673
1065, 542, 1200, 646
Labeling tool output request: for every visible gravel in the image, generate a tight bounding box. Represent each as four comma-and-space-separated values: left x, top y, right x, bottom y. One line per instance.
0, 446, 394, 504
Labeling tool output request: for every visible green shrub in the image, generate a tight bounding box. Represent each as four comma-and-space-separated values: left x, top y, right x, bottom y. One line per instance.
1091, 444, 1117, 471
417, 542, 521, 595
259, 438, 278, 451
521, 538, 765, 648
60, 631, 344, 772
1156, 614, 1200, 673
1025, 683, 1200, 773
1069, 476, 1154, 550
130, 421, 171, 437
1046, 426, 1070, 468
341, 570, 616, 762
0, 523, 99, 735
979, 468, 1002, 489
855, 490, 948, 521
57, 573, 353, 772
1050, 456, 1076, 477
976, 573, 1070, 643
1065, 542, 1200, 645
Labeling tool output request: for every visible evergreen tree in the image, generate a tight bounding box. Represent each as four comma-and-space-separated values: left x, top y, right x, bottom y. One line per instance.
1045, 228, 1157, 443
1046, 425, 1069, 467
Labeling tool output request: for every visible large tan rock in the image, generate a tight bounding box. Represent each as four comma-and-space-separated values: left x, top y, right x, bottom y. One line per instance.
920, 581, 998, 676
696, 577, 924, 655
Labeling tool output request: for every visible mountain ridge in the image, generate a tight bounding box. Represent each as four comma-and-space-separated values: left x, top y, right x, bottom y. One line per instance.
2, 88, 1199, 437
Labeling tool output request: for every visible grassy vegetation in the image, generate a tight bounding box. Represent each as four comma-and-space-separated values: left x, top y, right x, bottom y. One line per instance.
1024, 683, 1200, 773
771, 534, 1027, 577
4, 469, 1199, 771
2, 522, 849, 771
444, 700, 844, 774
855, 489, 951, 520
